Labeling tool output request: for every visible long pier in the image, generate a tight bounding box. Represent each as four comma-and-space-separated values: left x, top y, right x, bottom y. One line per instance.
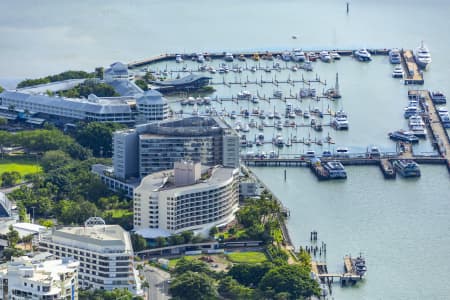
128, 48, 391, 68
401, 50, 424, 85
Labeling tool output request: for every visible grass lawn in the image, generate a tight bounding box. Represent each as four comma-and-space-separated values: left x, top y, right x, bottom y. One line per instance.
0, 159, 41, 178
168, 255, 202, 269
105, 209, 132, 218
226, 251, 268, 264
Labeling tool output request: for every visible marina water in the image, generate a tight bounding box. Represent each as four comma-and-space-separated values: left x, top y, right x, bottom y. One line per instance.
2, 1, 450, 299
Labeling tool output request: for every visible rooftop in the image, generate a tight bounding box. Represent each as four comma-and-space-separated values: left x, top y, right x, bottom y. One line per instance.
151, 74, 211, 87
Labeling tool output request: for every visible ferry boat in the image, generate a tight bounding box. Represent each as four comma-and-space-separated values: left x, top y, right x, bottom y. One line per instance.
403, 106, 420, 118
388, 130, 419, 143
175, 54, 183, 63
224, 52, 234, 62
408, 115, 426, 137
332, 110, 349, 130
319, 51, 331, 63
393, 160, 421, 177
323, 161, 347, 179
413, 41, 432, 69
389, 48, 401, 64
292, 49, 306, 62
392, 66, 404, 78
430, 91, 447, 104
352, 254, 367, 277
354, 48, 372, 61
330, 51, 341, 60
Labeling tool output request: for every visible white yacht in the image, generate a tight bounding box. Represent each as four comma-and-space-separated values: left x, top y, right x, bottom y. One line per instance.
392, 66, 404, 78
414, 41, 432, 69
281, 51, 291, 61
292, 49, 306, 62
332, 110, 349, 130
389, 48, 401, 64
175, 54, 183, 63
354, 48, 372, 61
224, 52, 234, 62
196, 53, 205, 63
319, 51, 331, 62
408, 115, 426, 137
330, 51, 341, 60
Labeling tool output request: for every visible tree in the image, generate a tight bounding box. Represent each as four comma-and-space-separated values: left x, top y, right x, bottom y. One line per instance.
0, 117, 7, 127
169, 271, 218, 300
130, 233, 147, 252
228, 263, 271, 287
180, 231, 194, 244
218, 276, 254, 300
6, 225, 20, 248
41, 150, 72, 172
135, 79, 148, 91
173, 257, 209, 275
1, 171, 21, 187
0, 85, 4, 93
259, 264, 320, 299
75, 122, 125, 157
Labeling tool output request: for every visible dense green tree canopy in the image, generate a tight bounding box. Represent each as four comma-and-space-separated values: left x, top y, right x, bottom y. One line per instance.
259, 264, 320, 299
74, 122, 126, 157
228, 263, 272, 287
1, 171, 21, 187
173, 257, 210, 275
60, 80, 119, 98
218, 276, 254, 300
169, 271, 218, 300
17, 70, 93, 88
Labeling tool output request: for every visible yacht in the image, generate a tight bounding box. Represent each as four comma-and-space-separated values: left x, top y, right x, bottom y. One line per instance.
335, 147, 350, 158
241, 123, 250, 132
281, 51, 291, 61
238, 54, 246, 61
332, 110, 349, 130
319, 51, 331, 62
292, 49, 306, 62
187, 97, 196, 105
352, 254, 367, 277
308, 52, 318, 61
323, 161, 347, 179
175, 54, 183, 63
388, 130, 419, 143
180, 98, 188, 106
389, 48, 401, 64
251, 96, 260, 104
303, 61, 313, 71
392, 66, 404, 78
274, 135, 284, 147
203, 97, 211, 105
330, 51, 341, 60
403, 106, 420, 118
303, 111, 310, 118
430, 91, 447, 104
367, 146, 381, 158
414, 41, 432, 69
354, 48, 372, 61
408, 115, 426, 137
273, 90, 283, 98
252, 53, 260, 61
196, 53, 205, 63
224, 52, 234, 62
237, 90, 252, 100
393, 160, 421, 177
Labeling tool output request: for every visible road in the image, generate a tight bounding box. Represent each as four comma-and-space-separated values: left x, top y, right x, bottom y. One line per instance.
142, 265, 171, 300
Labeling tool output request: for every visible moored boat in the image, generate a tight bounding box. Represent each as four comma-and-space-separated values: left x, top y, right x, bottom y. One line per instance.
354, 48, 372, 61
393, 160, 421, 177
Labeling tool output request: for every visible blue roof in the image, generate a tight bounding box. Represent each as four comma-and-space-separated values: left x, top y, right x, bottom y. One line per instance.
108, 80, 143, 96
137, 90, 166, 105
152, 74, 211, 87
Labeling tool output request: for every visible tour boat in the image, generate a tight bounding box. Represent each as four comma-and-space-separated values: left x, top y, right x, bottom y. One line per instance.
393, 160, 421, 177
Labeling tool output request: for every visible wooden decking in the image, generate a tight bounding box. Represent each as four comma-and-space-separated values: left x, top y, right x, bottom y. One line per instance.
401, 50, 424, 85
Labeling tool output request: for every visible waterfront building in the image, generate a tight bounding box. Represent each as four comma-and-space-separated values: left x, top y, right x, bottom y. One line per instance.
0, 84, 169, 125
39, 217, 141, 295
112, 116, 239, 180
133, 161, 239, 237
103, 62, 133, 82
150, 74, 211, 93
0, 254, 79, 300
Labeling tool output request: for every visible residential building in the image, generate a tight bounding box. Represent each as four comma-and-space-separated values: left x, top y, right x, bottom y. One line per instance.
112, 117, 239, 180
0, 253, 79, 300
39, 217, 141, 296
133, 161, 239, 237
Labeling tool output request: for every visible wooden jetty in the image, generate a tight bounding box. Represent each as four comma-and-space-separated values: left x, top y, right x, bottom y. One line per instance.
311, 257, 364, 286
401, 50, 424, 85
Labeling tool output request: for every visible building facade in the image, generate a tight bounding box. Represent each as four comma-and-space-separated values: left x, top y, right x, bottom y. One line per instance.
38, 218, 141, 296
113, 117, 239, 180
0, 255, 79, 300
133, 162, 239, 237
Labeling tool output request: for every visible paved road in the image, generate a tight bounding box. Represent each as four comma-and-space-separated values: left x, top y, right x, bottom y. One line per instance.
143, 265, 171, 300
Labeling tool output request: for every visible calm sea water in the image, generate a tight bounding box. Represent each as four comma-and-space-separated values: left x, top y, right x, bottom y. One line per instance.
2, 1, 450, 299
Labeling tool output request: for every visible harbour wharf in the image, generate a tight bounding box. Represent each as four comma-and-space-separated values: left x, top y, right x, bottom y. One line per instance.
401, 50, 424, 85
311, 257, 364, 287
128, 48, 391, 68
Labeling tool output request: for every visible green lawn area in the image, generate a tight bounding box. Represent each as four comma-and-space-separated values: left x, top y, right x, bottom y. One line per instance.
168, 255, 202, 269
226, 251, 268, 264
0, 159, 41, 178
215, 228, 246, 241
105, 209, 132, 218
